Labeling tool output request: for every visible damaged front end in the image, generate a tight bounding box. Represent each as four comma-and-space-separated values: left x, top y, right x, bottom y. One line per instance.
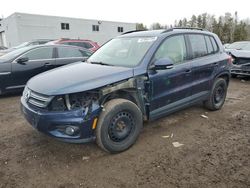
230, 58, 250, 76
228, 51, 250, 77
21, 88, 102, 143
21, 76, 149, 143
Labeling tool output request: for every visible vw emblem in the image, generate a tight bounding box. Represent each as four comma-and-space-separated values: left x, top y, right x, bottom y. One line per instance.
25, 90, 31, 101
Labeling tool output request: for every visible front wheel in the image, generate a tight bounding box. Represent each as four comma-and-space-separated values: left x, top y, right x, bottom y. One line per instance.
204, 78, 228, 111
96, 99, 143, 153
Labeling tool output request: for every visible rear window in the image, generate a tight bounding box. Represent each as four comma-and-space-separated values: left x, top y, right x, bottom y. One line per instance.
64, 42, 93, 49
189, 34, 207, 58
57, 47, 84, 58
79, 42, 93, 49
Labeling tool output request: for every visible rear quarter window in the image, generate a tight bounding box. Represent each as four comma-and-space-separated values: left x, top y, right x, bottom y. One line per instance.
205, 36, 214, 54
210, 36, 219, 53
189, 34, 208, 58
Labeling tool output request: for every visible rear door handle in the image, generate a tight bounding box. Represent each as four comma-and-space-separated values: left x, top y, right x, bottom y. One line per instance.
184, 69, 192, 73
213, 62, 219, 66
44, 62, 52, 67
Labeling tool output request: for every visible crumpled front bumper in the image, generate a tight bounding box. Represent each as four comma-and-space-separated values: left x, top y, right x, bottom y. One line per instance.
21, 96, 101, 143
231, 64, 250, 76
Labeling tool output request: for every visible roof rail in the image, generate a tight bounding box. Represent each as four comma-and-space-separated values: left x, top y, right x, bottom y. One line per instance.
122, 30, 146, 35
162, 27, 206, 33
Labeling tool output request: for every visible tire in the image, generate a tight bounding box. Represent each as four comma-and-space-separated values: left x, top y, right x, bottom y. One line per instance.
96, 98, 143, 153
204, 78, 228, 111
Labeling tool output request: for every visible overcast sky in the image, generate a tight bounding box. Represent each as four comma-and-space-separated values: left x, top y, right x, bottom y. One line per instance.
1, 0, 249, 26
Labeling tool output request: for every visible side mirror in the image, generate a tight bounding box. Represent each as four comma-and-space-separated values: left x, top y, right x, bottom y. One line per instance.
153, 58, 174, 70
17, 57, 29, 64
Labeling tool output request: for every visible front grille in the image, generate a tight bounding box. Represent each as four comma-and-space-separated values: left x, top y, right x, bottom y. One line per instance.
23, 87, 53, 108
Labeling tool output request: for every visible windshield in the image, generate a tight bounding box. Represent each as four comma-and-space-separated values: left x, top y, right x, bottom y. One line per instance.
0, 46, 31, 61
227, 42, 250, 50
87, 37, 157, 67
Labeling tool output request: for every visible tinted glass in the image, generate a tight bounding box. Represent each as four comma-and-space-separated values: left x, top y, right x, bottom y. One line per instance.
210, 37, 219, 52
205, 36, 214, 54
57, 47, 83, 58
22, 47, 53, 60
154, 35, 187, 64
80, 50, 92, 57
68, 42, 93, 49
81, 42, 93, 49
189, 34, 207, 58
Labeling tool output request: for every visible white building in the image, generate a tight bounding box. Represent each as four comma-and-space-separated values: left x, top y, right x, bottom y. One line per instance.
0, 12, 136, 47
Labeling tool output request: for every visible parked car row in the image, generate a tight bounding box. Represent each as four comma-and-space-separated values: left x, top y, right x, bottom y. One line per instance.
0, 38, 100, 56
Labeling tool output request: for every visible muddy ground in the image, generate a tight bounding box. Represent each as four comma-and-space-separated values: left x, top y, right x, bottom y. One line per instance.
0, 78, 249, 188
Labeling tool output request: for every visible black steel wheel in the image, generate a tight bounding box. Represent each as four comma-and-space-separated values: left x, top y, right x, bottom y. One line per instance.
204, 78, 228, 111
96, 99, 143, 153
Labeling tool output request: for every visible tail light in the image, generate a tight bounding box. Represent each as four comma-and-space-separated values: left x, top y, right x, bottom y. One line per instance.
227, 56, 234, 65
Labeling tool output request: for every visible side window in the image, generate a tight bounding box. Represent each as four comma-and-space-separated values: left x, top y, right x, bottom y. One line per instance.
154, 35, 187, 64
22, 47, 53, 60
210, 37, 219, 52
205, 36, 214, 54
189, 34, 208, 58
57, 47, 83, 58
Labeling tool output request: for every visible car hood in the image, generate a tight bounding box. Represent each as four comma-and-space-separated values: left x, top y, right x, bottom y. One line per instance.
27, 62, 134, 96
226, 49, 250, 58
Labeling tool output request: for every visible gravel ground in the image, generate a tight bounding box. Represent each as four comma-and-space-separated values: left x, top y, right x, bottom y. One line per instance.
0, 78, 249, 188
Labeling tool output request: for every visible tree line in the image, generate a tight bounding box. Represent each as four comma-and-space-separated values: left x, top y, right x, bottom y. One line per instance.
136, 12, 250, 44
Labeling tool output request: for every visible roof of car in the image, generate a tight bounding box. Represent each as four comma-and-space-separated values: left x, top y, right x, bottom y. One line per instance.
27, 44, 92, 51
119, 28, 213, 38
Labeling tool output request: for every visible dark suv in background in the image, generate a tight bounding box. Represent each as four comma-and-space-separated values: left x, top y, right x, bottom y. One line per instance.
21, 28, 231, 153
0, 45, 92, 94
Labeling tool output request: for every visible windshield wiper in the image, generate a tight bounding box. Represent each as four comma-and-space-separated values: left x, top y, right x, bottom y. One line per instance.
90, 61, 113, 66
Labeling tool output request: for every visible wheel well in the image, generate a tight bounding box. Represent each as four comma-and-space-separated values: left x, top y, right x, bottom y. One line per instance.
217, 74, 230, 85
101, 90, 138, 106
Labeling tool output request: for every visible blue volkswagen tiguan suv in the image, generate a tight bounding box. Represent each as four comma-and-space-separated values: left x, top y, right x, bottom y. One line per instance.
21, 28, 231, 153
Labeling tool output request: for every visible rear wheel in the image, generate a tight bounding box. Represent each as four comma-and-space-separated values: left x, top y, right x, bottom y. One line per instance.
96, 99, 143, 153
204, 78, 228, 111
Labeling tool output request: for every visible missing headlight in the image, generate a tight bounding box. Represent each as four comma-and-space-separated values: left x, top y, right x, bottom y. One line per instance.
67, 92, 99, 111
49, 96, 67, 111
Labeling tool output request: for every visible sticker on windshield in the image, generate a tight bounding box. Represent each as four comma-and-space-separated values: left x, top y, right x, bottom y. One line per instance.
137, 37, 157, 43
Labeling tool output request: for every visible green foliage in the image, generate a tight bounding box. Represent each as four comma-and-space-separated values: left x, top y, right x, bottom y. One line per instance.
174, 12, 249, 43
136, 23, 148, 31
150, 22, 164, 30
